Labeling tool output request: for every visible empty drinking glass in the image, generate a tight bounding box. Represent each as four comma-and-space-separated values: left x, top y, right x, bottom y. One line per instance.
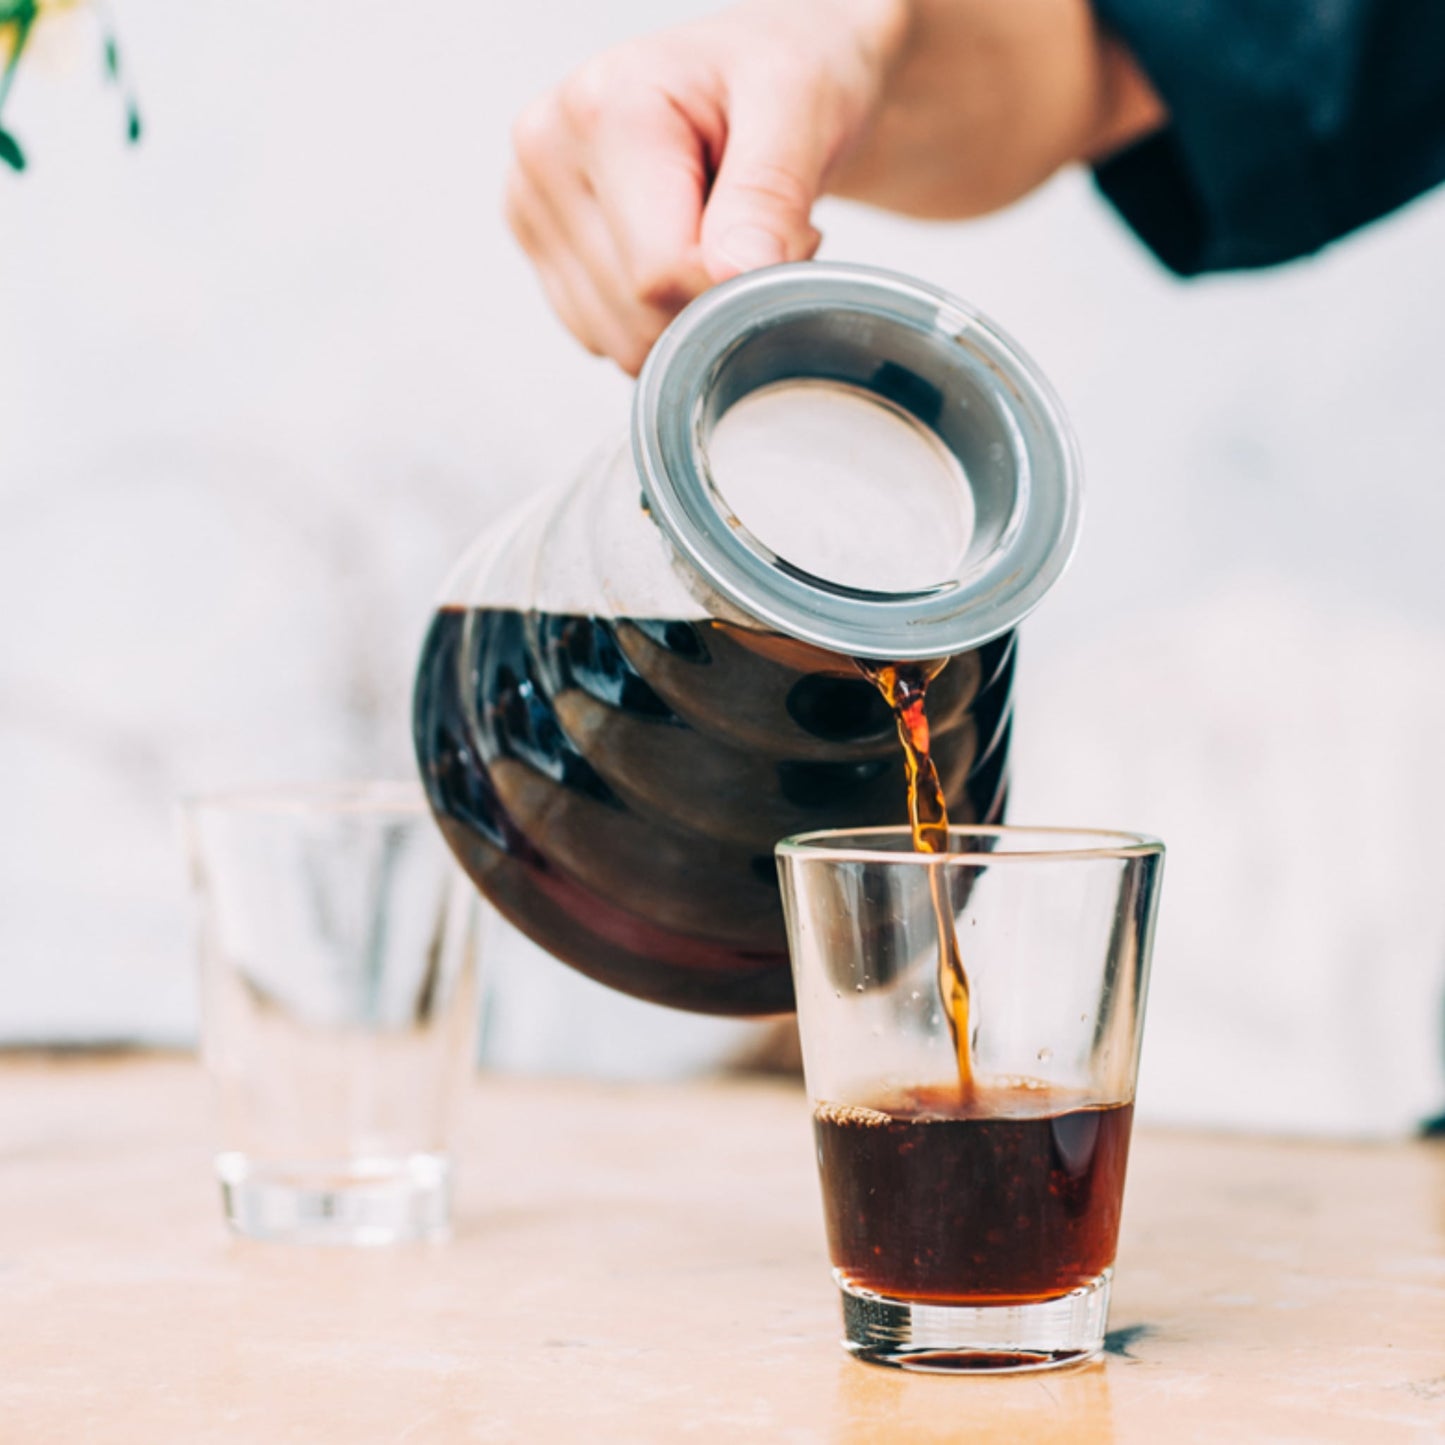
182, 783, 481, 1244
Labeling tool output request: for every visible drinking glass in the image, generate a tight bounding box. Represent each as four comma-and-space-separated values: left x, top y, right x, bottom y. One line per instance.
182, 783, 481, 1244
776, 825, 1164, 1372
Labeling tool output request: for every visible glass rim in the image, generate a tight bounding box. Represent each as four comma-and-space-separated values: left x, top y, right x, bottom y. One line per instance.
775, 823, 1164, 865
179, 780, 427, 819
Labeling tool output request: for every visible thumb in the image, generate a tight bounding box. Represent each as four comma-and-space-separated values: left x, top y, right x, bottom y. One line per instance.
700, 81, 832, 281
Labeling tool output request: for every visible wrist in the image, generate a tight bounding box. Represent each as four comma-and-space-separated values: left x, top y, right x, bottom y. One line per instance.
1085, 29, 1167, 162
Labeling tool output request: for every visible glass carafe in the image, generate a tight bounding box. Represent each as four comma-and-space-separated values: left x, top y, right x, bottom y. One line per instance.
414, 263, 1080, 1015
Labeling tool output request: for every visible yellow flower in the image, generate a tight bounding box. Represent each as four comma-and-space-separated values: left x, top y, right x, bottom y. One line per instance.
3, 0, 91, 72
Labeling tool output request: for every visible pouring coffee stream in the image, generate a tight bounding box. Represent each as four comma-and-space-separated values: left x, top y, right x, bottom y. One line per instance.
856, 658, 974, 1093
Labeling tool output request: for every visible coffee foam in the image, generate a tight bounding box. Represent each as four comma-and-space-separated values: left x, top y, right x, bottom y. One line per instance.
814, 1101, 892, 1129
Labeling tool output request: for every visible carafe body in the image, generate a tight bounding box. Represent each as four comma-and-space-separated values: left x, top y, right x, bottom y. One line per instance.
414, 265, 1079, 1015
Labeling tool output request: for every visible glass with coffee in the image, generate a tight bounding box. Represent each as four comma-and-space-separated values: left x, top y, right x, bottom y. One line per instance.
777, 825, 1164, 1372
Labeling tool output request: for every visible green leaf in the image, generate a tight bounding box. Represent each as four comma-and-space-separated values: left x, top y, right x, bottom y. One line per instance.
103, 35, 119, 79
0, 125, 26, 171
126, 105, 141, 143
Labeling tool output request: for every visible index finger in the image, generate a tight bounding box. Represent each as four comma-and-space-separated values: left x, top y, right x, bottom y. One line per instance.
584, 89, 715, 313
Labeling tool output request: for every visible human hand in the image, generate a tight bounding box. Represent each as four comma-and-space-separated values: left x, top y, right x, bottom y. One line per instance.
506, 0, 1164, 373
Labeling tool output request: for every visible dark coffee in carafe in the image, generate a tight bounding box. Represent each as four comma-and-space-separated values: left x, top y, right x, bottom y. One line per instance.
413, 263, 1080, 1016
415, 607, 1014, 1013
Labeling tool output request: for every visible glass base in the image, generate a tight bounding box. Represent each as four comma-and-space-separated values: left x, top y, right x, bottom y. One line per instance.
838, 1270, 1111, 1373
217, 1152, 451, 1245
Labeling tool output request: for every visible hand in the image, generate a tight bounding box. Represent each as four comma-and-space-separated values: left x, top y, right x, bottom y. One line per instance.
506, 0, 1164, 373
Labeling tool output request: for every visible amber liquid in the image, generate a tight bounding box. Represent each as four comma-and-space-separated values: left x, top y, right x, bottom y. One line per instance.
855, 659, 973, 1090
814, 1085, 1134, 1304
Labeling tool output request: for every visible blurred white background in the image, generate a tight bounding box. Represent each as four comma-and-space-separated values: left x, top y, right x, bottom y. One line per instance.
2, 0, 1443, 1136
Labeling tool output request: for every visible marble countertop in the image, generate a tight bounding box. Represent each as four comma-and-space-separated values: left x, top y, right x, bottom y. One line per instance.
3, 1053, 1443, 1443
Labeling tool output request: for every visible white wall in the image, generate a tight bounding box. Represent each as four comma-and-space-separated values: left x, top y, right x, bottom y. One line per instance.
3, 0, 1443, 1135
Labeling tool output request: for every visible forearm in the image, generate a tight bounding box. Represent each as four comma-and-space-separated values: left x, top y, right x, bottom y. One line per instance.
829, 0, 1166, 218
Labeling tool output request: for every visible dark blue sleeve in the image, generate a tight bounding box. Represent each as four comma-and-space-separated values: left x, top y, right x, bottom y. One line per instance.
1091, 0, 1445, 274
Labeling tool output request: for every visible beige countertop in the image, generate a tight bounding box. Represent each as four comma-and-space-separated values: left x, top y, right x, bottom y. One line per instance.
2, 1053, 1443, 1443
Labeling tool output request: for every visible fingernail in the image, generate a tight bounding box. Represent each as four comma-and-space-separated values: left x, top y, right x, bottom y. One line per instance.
718, 225, 787, 272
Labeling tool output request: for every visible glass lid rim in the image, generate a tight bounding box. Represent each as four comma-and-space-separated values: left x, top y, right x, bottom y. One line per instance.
632, 261, 1082, 658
